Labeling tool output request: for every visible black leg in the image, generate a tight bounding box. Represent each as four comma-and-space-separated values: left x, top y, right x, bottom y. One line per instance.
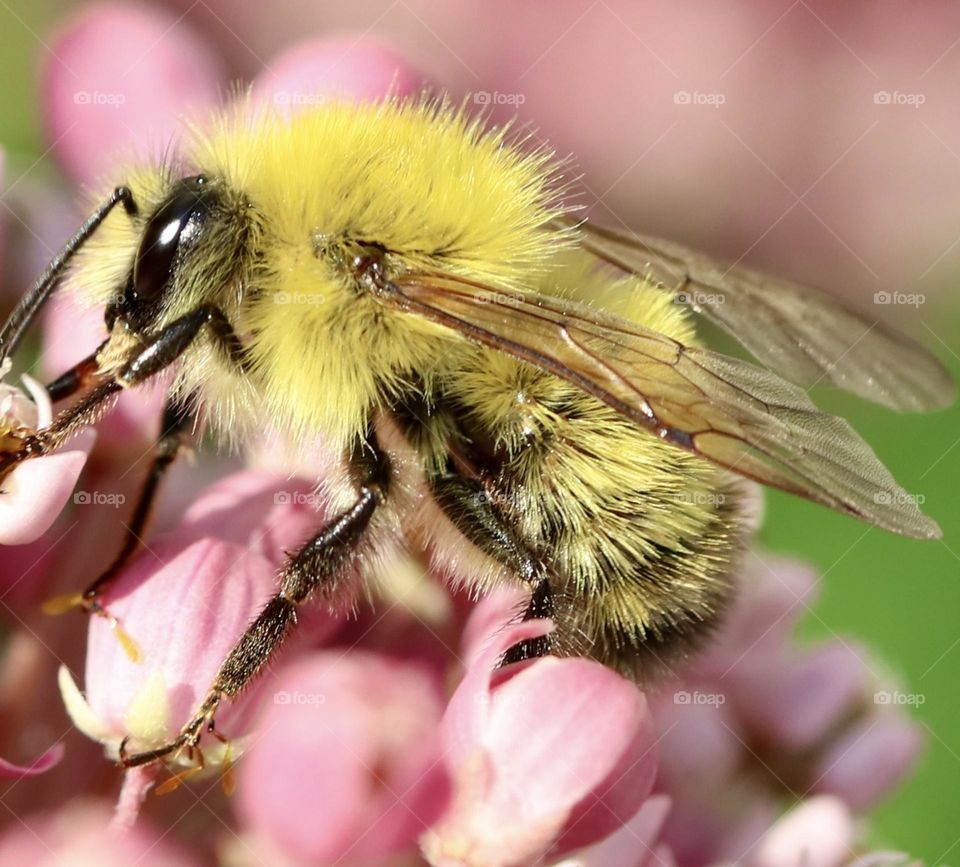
0, 304, 244, 484
430, 471, 556, 664
119, 442, 390, 767
42, 397, 194, 623
85, 398, 193, 600
0, 186, 136, 360
44, 341, 109, 403
501, 579, 555, 665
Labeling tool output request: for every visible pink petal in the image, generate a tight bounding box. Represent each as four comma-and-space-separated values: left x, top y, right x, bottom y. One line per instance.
733, 642, 869, 750
563, 795, 672, 867
85, 535, 278, 739
0, 428, 95, 545
493, 659, 656, 857
253, 36, 426, 113
0, 742, 63, 778
0, 802, 202, 866
751, 796, 854, 867
42, 3, 222, 183
812, 714, 924, 811
652, 689, 740, 797
179, 470, 325, 567
236, 651, 448, 864
442, 604, 553, 768
695, 552, 819, 680
459, 585, 531, 667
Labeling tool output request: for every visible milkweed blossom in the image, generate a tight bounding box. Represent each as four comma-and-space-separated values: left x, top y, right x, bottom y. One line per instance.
0, 4, 932, 866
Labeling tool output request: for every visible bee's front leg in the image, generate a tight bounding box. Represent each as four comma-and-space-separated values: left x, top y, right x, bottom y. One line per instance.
118, 441, 391, 769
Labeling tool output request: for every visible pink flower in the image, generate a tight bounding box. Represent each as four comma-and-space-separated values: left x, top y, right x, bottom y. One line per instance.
0, 360, 95, 545
236, 650, 449, 865
423, 591, 658, 867
252, 36, 426, 114
0, 801, 202, 866
810, 714, 924, 812
0, 744, 63, 780
42, 8, 425, 183
556, 796, 675, 867
58, 470, 335, 772
42, 2, 223, 184
650, 551, 926, 865
746, 795, 905, 867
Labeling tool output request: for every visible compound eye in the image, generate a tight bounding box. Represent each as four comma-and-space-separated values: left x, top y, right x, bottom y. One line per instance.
132, 176, 208, 303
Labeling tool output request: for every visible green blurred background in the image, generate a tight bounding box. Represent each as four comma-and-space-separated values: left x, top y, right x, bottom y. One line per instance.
0, 1, 957, 862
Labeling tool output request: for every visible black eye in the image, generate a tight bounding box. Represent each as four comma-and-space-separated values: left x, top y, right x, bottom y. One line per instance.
132, 176, 210, 303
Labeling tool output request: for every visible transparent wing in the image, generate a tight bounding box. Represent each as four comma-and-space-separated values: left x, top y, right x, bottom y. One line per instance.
385, 271, 940, 539
567, 219, 954, 412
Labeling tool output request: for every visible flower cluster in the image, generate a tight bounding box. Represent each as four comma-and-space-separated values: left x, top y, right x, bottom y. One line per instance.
0, 5, 931, 866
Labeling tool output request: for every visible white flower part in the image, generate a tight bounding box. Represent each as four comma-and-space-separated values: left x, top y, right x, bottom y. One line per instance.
20, 372, 52, 428
58, 665, 245, 768
0, 359, 53, 431
123, 670, 174, 749
58, 665, 115, 745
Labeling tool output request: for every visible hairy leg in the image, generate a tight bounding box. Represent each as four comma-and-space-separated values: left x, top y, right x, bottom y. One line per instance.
119, 440, 391, 767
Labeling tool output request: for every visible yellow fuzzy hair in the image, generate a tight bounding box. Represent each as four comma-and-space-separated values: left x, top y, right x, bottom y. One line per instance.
67, 99, 576, 451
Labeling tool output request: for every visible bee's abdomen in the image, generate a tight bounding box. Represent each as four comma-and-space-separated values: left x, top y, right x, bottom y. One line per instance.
435, 359, 749, 680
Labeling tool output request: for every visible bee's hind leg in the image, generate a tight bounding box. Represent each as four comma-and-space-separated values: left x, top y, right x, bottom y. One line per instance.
429, 473, 557, 665
500, 578, 555, 665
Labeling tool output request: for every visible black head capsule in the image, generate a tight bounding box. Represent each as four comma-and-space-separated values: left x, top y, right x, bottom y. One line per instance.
106, 175, 216, 333
133, 175, 211, 304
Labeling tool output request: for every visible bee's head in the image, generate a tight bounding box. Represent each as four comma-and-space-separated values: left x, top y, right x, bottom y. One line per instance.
105, 174, 220, 334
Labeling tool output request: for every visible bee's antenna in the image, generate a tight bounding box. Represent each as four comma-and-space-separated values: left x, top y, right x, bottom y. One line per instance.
0, 185, 138, 361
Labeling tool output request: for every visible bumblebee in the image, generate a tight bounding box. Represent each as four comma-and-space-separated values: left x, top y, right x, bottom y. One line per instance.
0, 99, 951, 767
